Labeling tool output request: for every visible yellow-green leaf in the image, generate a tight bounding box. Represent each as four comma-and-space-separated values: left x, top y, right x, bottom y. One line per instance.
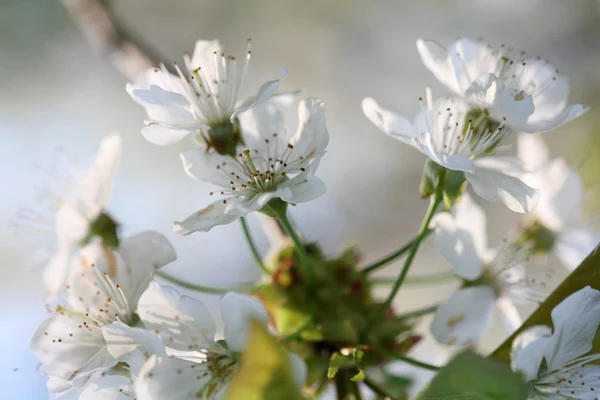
226, 320, 302, 400
492, 245, 600, 362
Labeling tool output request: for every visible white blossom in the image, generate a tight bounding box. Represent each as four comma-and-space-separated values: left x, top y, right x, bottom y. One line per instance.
127, 39, 286, 148
511, 286, 600, 399
16, 135, 122, 297
104, 282, 307, 400
362, 91, 539, 212
173, 97, 329, 234
30, 232, 175, 387
429, 194, 546, 346
416, 37, 588, 133
518, 134, 600, 270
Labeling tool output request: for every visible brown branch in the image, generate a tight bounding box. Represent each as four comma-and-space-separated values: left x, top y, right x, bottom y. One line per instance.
60, 0, 154, 80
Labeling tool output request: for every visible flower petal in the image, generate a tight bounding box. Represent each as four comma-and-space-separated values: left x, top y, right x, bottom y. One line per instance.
231, 68, 287, 121
221, 292, 268, 352
141, 124, 193, 146
454, 193, 488, 257
138, 282, 217, 352
42, 247, 73, 298
79, 374, 135, 400
102, 322, 166, 374
288, 352, 308, 388
416, 39, 462, 93
430, 211, 483, 281
511, 325, 552, 381
135, 355, 216, 400
179, 148, 231, 187
430, 286, 496, 346
555, 228, 600, 271
173, 200, 241, 234
361, 97, 416, 142
517, 133, 550, 173
467, 156, 539, 213
544, 286, 600, 371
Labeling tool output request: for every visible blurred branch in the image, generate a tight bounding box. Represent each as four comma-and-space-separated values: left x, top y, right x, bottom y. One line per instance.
60, 0, 155, 80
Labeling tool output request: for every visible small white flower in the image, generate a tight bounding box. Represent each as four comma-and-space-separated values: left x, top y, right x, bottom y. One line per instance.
173, 97, 329, 234
511, 286, 600, 399
30, 232, 175, 385
362, 92, 538, 212
47, 370, 135, 400
127, 38, 286, 150
16, 135, 122, 297
429, 194, 546, 346
417, 37, 588, 133
104, 282, 306, 400
518, 134, 600, 270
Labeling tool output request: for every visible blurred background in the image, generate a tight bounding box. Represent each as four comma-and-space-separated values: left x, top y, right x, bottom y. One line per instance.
2, 0, 600, 397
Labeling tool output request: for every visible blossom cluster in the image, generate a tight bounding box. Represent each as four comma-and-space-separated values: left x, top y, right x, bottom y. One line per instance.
22, 36, 600, 400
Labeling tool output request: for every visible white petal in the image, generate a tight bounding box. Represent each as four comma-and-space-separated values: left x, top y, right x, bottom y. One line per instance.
430, 286, 496, 346
131, 85, 190, 108
86, 135, 122, 208
279, 174, 326, 204
511, 325, 552, 381
555, 228, 600, 271
412, 131, 475, 173
138, 282, 217, 351
179, 148, 231, 187
467, 156, 539, 213
42, 247, 73, 298
362, 97, 416, 141
430, 212, 483, 281
117, 231, 177, 306
79, 374, 135, 400
534, 158, 584, 231
190, 39, 223, 95
135, 355, 215, 400
544, 286, 600, 371
141, 124, 192, 146
102, 322, 166, 374
416, 39, 462, 93
517, 133, 549, 172
173, 200, 240, 234
288, 352, 308, 388
453, 193, 489, 257
496, 297, 523, 334
30, 313, 114, 380
290, 97, 330, 160
221, 292, 268, 352
231, 68, 287, 121
520, 104, 589, 134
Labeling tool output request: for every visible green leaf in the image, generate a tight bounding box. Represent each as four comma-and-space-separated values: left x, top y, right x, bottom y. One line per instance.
492, 245, 600, 362
415, 351, 527, 400
327, 352, 349, 379
226, 320, 302, 400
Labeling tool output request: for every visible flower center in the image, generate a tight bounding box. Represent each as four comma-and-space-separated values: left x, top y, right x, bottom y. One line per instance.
82, 211, 120, 249
515, 220, 557, 255
195, 349, 237, 398
202, 119, 243, 157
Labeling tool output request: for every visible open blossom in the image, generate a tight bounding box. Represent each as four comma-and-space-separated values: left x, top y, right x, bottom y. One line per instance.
417, 37, 588, 133
429, 194, 546, 346
16, 135, 122, 297
518, 134, 600, 270
173, 97, 329, 234
362, 91, 538, 212
46, 370, 136, 400
511, 286, 600, 399
30, 232, 175, 387
104, 282, 307, 399
127, 38, 286, 154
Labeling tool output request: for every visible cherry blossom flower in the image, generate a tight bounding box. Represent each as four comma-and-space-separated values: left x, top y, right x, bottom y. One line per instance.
417, 37, 588, 133
16, 135, 122, 296
518, 134, 600, 270
173, 97, 328, 234
362, 91, 538, 212
429, 194, 546, 346
104, 282, 307, 399
511, 286, 600, 399
127, 39, 286, 154
30, 232, 175, 388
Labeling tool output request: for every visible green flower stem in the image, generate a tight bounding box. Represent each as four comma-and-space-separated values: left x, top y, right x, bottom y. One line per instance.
349, 380, 363, 400
362, 376, 392, 398
156, 271, 255, 295
370, 270, 456, 286
394, 304, 439, 320
360, 232, 431, 275
275, 210, 316, 287
363, 169, 446, 339
377, 348, 440, 372
239, 217, 271, 276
